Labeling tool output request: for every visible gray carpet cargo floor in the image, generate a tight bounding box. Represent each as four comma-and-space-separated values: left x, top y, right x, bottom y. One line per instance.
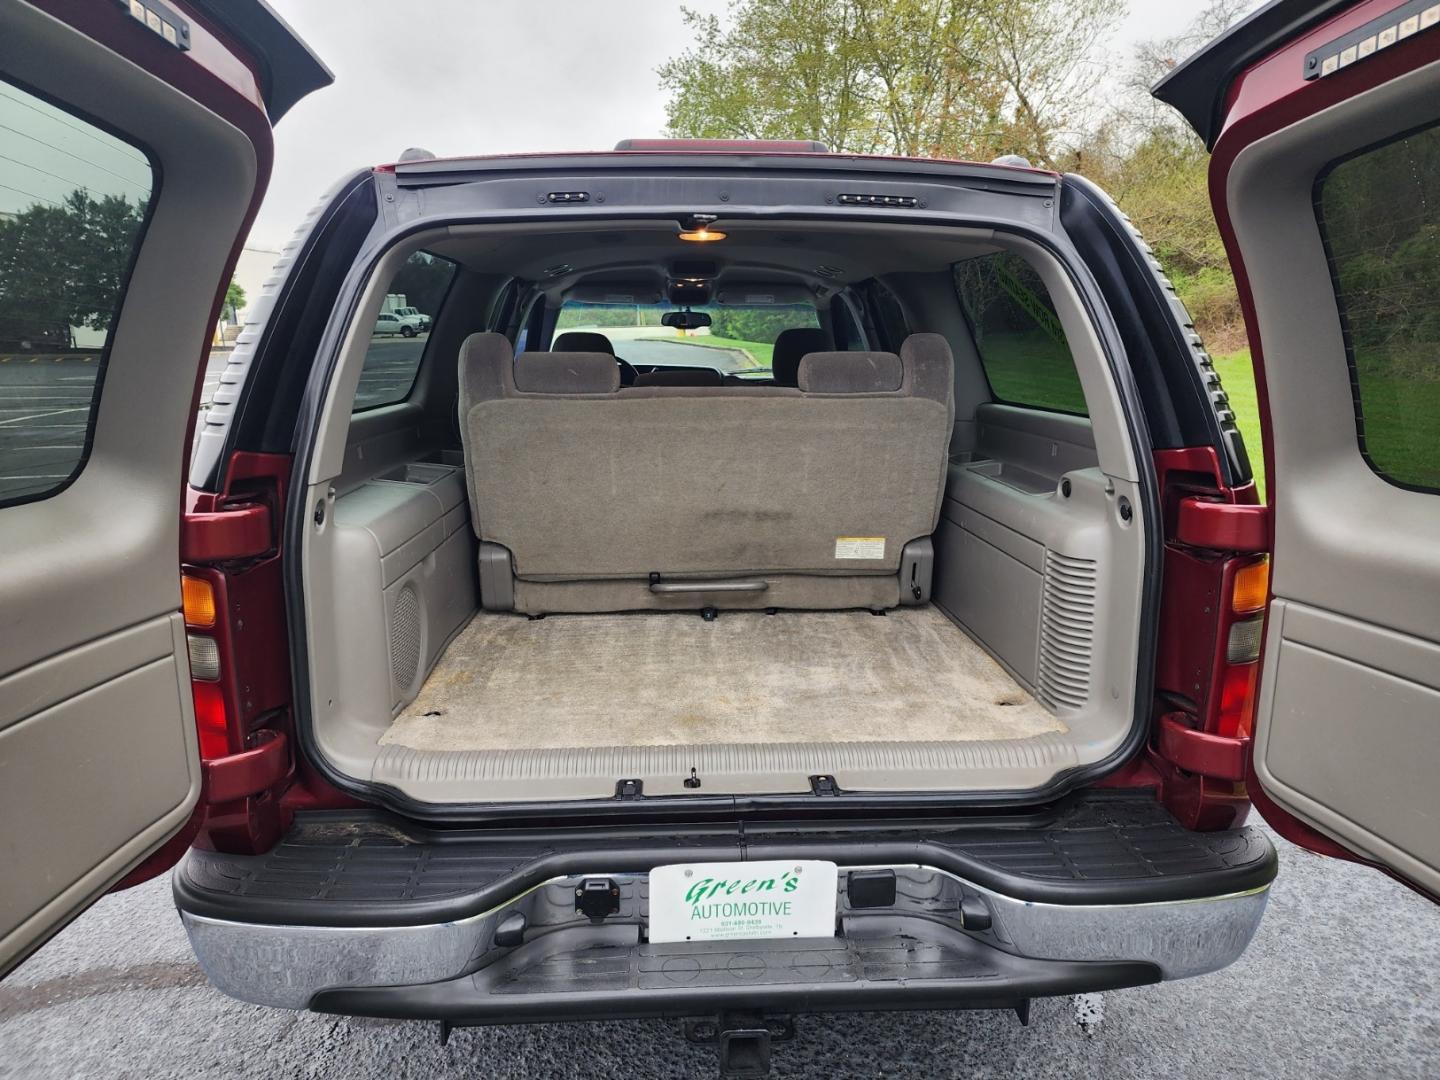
382, 605, 1063, 752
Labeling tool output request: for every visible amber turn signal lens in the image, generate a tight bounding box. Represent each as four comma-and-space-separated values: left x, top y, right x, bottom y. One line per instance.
677, 228, 726, 242
1232, 557, 1269, 614
182, 574, 217, 628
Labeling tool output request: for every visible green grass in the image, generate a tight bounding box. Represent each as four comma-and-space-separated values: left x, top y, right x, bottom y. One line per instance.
1212, 347, 1440, 497
1211, 348, 1264, 501
979, 334, 1270, 500
1347, 349, 1440, 490
702, 336, 774, 367
976, 332, 1089, 415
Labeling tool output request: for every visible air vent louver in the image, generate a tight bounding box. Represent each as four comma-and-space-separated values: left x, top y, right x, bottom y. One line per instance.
1038, 551, 1097, 711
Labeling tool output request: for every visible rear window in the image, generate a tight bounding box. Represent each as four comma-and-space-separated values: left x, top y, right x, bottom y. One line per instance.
0, 80, 153, 506
555, 300, 820, 374
1316, 123, 1440, 492
953, 252, 1087, 415
354, 251, 457, 411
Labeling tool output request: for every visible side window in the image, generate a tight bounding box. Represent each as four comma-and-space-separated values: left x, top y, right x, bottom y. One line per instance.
861, 280, 909, 352
0, 81, 153, 506
954, 252, 1087, 416
487, 278, 519, 334
353, 250, 457, 411
1316, 123, 1440, 492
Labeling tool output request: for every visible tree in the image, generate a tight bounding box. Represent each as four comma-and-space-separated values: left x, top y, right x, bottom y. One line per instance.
389, 252, 454, 315
0, 189, 146, 348
657, 0, 1124, 167
224, 279, 247, 321
1058, 0, 1256, 350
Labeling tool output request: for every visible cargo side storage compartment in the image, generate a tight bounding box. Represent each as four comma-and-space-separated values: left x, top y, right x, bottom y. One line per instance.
933, 403, 1139, 737
331, 464, 477, 712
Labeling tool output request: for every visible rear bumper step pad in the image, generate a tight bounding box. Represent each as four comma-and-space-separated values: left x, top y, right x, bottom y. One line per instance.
307, 916, 1159, 1025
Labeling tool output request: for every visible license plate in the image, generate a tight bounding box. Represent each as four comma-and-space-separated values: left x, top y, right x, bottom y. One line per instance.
647, 860, 839, 943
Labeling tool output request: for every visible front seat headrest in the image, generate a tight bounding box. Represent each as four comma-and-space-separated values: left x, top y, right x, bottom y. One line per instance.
551, 330, 638, 385
552, 331, 615, 354
770, 327, 834, 387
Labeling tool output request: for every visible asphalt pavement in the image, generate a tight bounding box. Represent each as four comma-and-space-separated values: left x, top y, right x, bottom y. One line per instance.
3, 823, 1437, 1079
0, 338, 420, 503
0, 349, 230, 503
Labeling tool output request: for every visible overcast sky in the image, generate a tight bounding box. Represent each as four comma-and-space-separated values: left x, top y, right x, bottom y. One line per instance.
250, 0, 1241, 248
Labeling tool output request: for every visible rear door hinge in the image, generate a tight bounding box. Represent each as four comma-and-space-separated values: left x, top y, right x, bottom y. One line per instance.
1157, 713, 1249, 781
1175, 497, 1271, 553
181, 501, 273, 563
203, 729, 290, 803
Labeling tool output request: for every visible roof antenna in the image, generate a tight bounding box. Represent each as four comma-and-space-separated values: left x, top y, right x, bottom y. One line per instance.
398, 147, 437, 163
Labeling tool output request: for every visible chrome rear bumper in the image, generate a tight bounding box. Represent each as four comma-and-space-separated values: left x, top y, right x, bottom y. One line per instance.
181, 864, 1269, 1011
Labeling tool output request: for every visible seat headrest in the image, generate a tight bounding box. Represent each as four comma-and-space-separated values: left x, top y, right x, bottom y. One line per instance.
514, 352, 620, 394
552, 331, 615, 355
798, 351, 903, 394
633, 366, 723, 387
770, 327, 833, 387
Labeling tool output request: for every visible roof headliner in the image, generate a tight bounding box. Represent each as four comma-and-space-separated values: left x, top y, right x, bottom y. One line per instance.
426, 219, 1002, 300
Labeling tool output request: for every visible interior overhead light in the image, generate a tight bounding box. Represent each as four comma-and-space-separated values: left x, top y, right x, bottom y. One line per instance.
678, 228, 726, 243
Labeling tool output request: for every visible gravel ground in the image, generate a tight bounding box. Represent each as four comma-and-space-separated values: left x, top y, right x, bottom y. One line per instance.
3, 823, 1437, 1079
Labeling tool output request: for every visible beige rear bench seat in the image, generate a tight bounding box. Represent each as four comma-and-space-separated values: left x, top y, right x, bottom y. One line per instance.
457, 332, 954, 614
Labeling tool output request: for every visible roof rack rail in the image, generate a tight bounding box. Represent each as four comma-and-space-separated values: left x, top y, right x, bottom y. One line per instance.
614, 138, 830, 153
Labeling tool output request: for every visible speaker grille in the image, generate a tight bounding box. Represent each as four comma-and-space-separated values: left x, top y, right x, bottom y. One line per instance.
390, 584, 421, 691
1038, 551, 1096, 710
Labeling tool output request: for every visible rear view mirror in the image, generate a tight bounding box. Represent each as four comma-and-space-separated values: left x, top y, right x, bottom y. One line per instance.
662, 310, 712, 330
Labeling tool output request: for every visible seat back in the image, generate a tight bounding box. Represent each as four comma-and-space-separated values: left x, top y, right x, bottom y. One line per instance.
458, 332, 954, 612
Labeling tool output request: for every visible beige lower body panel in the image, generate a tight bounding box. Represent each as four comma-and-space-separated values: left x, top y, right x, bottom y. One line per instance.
374, 606, 1081, 802
0, 613, 199, 971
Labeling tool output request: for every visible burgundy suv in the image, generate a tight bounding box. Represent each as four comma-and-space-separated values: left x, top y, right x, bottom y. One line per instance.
2, 1, 1437, 1075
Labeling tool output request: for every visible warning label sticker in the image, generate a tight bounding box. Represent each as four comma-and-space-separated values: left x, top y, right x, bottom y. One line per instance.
834, 536, 886, 560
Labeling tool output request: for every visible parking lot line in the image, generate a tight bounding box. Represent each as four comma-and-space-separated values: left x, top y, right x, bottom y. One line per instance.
0, 407, 89, 427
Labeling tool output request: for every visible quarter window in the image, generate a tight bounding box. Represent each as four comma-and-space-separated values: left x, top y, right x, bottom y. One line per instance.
354, 251, 457, 411
0, 81, 154, 505
1316, 123, 1440, 492
954, 252, 1087, 415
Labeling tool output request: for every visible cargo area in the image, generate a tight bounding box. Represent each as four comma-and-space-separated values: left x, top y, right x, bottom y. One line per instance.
384, 606, 1062, 753
292, 216, 1150, 805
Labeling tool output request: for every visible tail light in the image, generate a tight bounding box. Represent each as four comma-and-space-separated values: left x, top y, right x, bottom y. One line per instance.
173, 456, 300, 853
1151, 450, 1274, 830
181, 569, 243, 756
1215, 556, 1268, 739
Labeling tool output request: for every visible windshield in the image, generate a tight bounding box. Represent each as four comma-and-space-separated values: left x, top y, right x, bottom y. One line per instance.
555, 300, 820, 373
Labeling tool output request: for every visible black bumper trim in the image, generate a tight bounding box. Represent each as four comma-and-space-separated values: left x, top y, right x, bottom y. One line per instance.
174, 791, 1278, 927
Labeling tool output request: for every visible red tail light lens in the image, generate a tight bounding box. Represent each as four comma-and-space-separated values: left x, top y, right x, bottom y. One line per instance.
192, 679, 231, 759
1216, 661, 1260, 740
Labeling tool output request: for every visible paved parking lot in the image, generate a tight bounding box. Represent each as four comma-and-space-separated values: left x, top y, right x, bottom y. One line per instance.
0, 349, 229, 503
3, 823, 1437, 1079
